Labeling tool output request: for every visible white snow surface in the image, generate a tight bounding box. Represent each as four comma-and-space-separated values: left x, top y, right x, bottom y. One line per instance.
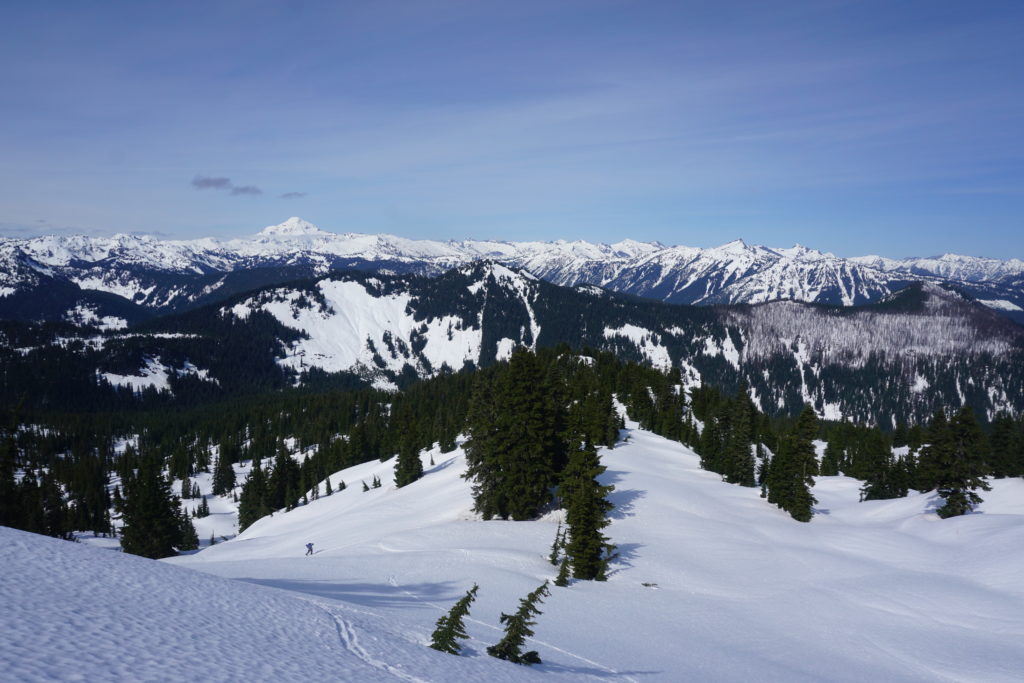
100, 357, 214, 392
7, 424, 1024, 681
978, 298, 1023, 312
228, 279, 484, 376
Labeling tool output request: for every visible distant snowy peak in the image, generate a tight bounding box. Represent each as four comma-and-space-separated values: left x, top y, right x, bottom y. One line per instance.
257, 217, 326, 237
2, 217, 1023, 323
851, 253, 1024, 283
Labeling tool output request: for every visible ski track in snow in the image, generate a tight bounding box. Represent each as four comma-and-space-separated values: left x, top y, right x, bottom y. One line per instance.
322, 604, 429, 683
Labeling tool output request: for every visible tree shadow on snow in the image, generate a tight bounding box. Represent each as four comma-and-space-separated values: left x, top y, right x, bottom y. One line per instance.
238, 577, 460, 609
539, 661, 661, 678
605, 542, 643, 577
606, 487, 645, 519
424, 457, 458, 476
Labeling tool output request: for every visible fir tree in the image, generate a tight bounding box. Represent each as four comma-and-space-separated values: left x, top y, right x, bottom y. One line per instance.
989, 413, 1022, 478
0, 431, 21, 529
787, 406, 819, 522
429, 583, 479, 655
464, 349, 563, 521
237, 459, 270, 533
916, 409, 953, 492
362, 480, 369, 492
178, 509, 199, 551
819, 439, 843, 477
723, 386, 756, 487
859, 431, 904, 501
554, 556, 571, 587
212, 451, 236, 496
120, 456, 186, 558
487, 581, 550, 665
765, 406, 818, 522
548, 521, 563, 565
935, 407, 991, 518
561, 442, 614, 580
394, 435, 424, 488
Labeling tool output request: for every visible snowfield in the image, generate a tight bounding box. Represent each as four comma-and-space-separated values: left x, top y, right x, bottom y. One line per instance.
5, 422, 1024, 681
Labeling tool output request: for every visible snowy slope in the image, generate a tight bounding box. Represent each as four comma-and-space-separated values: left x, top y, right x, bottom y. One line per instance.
160, 423, 1024, 682
0, 525, 553, 682
9, 422, 1024, 681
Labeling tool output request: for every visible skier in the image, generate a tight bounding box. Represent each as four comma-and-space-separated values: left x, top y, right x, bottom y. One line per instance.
305, 542, 314, 556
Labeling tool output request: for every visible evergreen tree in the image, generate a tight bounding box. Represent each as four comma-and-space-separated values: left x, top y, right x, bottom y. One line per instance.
0, 430, 21, 529
989, 413, 1022, 478
723, 386, 756, 487
554, 556, 571, 587
212, 451, 236, 496
819, 438, 843, 477
548, 522, 563, 566
394, 435, 424, 488
464, 349, 563, 521
487, 581, 550, 665
935, 407, 991, 518
39, 472, 72, 540
463, 373, 502, 519
859, 430, 904, 501
120, 456, 186, 558
787, 406, 819, 522
429, 584, 479, 655
916, 409, 953, 492
765, 406, 819, 522
177, 509, 199, 551
237, 459, 270, 532
267, 445, 301, 510
561, 442, 614, 580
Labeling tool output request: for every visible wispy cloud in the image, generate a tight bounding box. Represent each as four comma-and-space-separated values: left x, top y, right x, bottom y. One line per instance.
280, 191, 307, 199
191, 175, 262, 196
191, 176, 232, 190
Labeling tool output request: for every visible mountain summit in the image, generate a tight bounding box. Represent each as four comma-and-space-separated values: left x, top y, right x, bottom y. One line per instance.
257, 217, 327, 237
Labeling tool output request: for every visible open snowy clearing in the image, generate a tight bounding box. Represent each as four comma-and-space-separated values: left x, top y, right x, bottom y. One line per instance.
5, 422, 1024, 681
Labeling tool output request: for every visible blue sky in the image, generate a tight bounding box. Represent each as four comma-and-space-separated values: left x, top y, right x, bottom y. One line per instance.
1, 1, 1021, 257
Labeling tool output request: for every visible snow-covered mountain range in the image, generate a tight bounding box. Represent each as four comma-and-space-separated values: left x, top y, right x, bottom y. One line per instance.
2, 217, 1023, 325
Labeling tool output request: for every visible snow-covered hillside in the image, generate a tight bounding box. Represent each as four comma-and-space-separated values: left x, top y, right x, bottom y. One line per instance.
8, 420, 1024, 680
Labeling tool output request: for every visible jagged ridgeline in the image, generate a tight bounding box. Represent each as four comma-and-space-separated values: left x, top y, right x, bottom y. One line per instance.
4, 220, 1024, 323
2, 263, 1022, 424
